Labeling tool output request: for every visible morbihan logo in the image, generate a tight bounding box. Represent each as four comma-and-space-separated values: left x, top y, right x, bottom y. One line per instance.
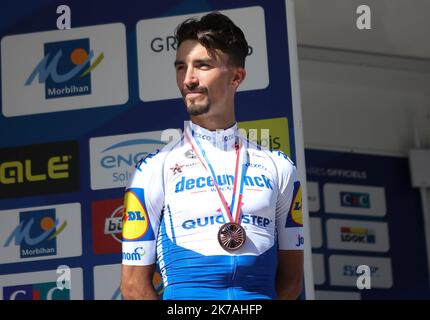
1, 23, 128, 117
90, 130, 178, 190
3, 208, 67, 259
24, 38, 104, 99
136, 6, 268, 102
0, 203, 82, 264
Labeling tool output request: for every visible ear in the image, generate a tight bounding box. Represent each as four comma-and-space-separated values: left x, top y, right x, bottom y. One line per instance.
231, 67, 246, 89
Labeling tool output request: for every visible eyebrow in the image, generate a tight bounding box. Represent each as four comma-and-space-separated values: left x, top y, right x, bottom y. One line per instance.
174, 60, 184, 67
174, 58, 214, 67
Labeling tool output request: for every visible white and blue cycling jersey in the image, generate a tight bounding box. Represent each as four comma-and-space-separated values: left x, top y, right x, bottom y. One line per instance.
122, 122, 304, 300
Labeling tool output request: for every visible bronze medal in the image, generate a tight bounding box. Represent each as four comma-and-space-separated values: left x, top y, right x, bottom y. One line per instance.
217, 222, 246, 252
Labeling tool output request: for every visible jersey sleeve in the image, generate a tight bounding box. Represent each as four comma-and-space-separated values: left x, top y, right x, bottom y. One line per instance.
122, 149, 165, 266
274, 151, 304, 250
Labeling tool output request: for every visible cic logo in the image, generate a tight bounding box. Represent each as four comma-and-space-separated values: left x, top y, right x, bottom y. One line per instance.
340, 192, 370, 208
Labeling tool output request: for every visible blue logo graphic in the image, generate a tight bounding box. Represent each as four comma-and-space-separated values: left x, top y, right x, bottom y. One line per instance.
25, 38, 104, 99
3, 208, 67, 258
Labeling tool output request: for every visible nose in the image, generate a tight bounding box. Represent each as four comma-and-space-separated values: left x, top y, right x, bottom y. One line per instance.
183, 67, 198, 89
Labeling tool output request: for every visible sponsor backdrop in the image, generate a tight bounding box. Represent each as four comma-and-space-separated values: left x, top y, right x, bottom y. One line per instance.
307, 149, 429, 299
0, 0, 310, 299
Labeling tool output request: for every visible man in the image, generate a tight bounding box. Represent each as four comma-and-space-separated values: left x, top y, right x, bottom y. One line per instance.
120, 12, 304, 300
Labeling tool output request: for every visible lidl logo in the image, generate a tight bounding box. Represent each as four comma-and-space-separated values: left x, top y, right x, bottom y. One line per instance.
3, 282, 70, 300
122, 188, 154, 241
341, 227, 375, 244
25, 38, 103, 99
3, 208, 67, 258
340, 192, 370, 208
286, 182, 303, 227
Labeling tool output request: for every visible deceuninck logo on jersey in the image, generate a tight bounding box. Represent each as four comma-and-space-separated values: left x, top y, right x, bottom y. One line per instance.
0, 203, 82, 264
1, 23, 128, 117
136, 6, 269, 102
89, 129, 180, 190
0, 268, 83, 300
122, 188, 155, 241
323, 183, 386, 217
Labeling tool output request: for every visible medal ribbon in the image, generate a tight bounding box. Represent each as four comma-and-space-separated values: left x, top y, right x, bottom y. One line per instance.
185, 125, 247, 224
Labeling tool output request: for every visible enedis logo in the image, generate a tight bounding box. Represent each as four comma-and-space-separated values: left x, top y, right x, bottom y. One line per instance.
286, 182, 303, 228
122, 188, 155, 241
341, 227, 375, 244
3, 282, 70, 300
238, 117, 290, 156
3, 208, 67, 258
100, 139, 165, 183
340, 191, 370, 208
0, 141, 79, 199
25, 38, 104, 99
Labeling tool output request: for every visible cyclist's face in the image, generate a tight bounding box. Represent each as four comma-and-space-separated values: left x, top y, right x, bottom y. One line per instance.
175, 40, 242, 117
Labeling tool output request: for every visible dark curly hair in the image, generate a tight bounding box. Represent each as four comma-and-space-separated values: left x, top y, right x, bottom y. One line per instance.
174, 12, 249, 68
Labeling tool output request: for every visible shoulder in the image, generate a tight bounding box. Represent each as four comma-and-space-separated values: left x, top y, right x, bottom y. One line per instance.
134, 133, 184, 174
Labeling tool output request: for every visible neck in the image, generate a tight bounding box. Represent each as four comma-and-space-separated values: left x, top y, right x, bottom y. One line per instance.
190, 112, 236, 131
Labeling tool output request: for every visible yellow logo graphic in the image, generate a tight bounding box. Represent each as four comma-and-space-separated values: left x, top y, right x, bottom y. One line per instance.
122, 190, 149, 240
0, 156, 71, 184
291, 185, 303, 225
238, 117, 291, 156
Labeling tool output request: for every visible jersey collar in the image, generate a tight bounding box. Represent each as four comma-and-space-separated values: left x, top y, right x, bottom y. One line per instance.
189, 121, 239, 151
